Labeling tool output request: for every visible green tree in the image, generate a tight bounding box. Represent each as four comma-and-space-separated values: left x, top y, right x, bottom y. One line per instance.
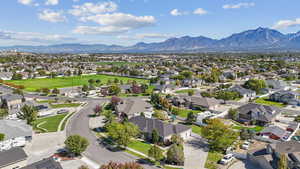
52, 88, 60, 95
109, 85, 121, 95
0, 133, 5, 141
228, 108, 239, 121
17, 105, 38, 125
65, 135, 89, 156
243, 79, 266, 94
0, 109, 9, 119
278, 153, 288, 169
202, 119, 238, 151
148, 145, 164, 162
78, 166, 89, 169
11, 73, 23, 80
186, 112, 196, 124
82, 84, 89, 92
100, 162, 144, 169
41, 88, 50, 95
107, 122, 140, 147
166, 144, 185, 165
103, 110, 116, 127
295, 115, 300, 122
151, 129, 160, 144
13, 88, 24, 96
171, 135, 184, 145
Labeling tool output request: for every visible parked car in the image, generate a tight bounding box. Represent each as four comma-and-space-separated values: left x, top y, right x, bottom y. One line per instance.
57, 109, 69, 114
219, 154, 234, 165
241, 141, 250, 150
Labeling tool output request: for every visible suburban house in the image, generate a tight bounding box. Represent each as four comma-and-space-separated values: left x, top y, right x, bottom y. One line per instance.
187, 96, 221, 111
0, 94, 23, 110
21, 157, 63, 169
115, 99, 154, 118
0, 120, 33, 151
153, 84, 178, 93
269, 90, 300, 105
247, 141, 300, 169
266, 80, 289, 90
0, 147, 28, 169
229, 85, 256, 99
237, 103, 281, 126
258, 126, 289, 141
129, 116, 192, 142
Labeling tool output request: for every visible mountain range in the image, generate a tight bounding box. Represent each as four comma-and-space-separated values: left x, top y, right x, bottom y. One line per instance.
1, 27, 300, 53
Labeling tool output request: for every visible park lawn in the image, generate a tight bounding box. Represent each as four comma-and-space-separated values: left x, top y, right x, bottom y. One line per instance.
204, 151, 223, 169
96, 61, 141, 66
60, 112, 76, 130
50, 103, 81, 108
7, 74, 149, 92
33, 114, 68, 133
191, 125, 203, 136
173, 107, 201, 118
255, 97, 285, 108
175, 89, 196, 94
128, 140, 153, 155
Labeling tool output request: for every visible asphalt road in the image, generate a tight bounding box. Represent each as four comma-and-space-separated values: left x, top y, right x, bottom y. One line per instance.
66, 100, 159, 169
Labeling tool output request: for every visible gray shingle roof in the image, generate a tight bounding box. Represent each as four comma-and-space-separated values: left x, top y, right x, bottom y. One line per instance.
260, 126, 286, 138
21, 158, 63, 169
237, 103, 280, 122
129, 116, 190, 138
117, 99, 152, 116
0, 120, 32, 140
0, 147, 28, 168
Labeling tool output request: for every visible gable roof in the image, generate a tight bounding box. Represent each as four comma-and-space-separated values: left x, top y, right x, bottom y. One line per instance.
21, 158, 63, 169
129, 116, 190, 138
260, 126, 286, 138
189, 96, 220, 108
229, 85, 255, 95
237, 103, 280, 122
0, 147, 28, 168
0, 94, 23, 102
117, 99, 152, 116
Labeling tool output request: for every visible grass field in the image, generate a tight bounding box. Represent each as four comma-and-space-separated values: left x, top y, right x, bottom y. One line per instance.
255, 97, 285, 108
231, 120, 264, 132
33, 114, 68, 132
175, 89, 196, 94
8, 74, 149, 91
96, 61, 141, 66
51, 103, 81, 108
204, 151, 223, 169
128, 140, 153, 155
191, 125, 203, 136
173, 107, 201, 118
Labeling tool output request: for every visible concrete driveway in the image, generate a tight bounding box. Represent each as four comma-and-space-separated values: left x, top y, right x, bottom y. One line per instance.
184, 136, 209, 169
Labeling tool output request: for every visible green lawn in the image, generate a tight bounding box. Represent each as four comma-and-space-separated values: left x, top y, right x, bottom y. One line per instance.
255, 97, 285, 108
128, 140, 153, 155
33, 114, 68, 132
175, 89, 196, 94
231, 121, 264, 132
51, 103, 81, 108
60, 112, 76, 130
204, 151, 223, 169
190, 125, 203, 136
173, 107, 201, 118
8, 74, 149, 92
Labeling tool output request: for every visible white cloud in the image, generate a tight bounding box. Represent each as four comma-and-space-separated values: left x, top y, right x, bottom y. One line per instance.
0, 30, 75, 43
69, 1, 117, 16
18, 0, 33, 5
273, 18, 300, 29
223, 2, 255, 9
193, 8, 208, 15
170, 9, 185, 16
38, 10, 66, 23
45, 0, 59, 6
80, 13, 155, 28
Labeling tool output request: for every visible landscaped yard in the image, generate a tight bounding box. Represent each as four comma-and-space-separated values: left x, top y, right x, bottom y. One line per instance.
204, 151, 223, 169
173, 107, 201, 118
51, 103, 81, 108
255, 97, 285, 108
231, 121, 264, 132
190, 125, 203, 136
7, 74, 149, 91
175, 89, 196, 94
33, 113, 68, 132
128, 139, 153, 155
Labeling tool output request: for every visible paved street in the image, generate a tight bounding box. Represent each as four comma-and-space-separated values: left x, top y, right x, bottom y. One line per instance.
184, 137, 209, 169
66, 100, 159, 169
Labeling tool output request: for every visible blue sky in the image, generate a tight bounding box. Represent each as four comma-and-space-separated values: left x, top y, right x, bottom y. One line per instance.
0, 0, 300, 46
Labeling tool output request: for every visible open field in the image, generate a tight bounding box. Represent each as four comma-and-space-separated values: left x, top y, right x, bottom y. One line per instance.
7, 74, 149, 91
254, 97, 286, 108
33, 114, 68, 133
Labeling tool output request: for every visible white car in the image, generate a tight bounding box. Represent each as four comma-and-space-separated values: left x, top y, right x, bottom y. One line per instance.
220, 154, 234, 165
241, 141, 250, 150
